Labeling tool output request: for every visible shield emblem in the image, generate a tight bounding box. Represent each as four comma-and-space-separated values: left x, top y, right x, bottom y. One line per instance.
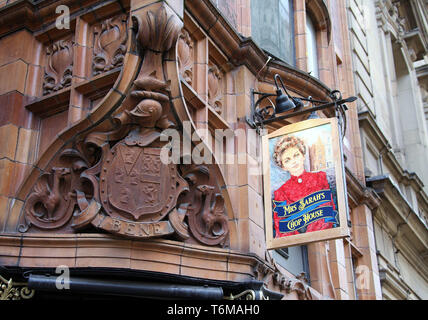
100, 143, 178, 221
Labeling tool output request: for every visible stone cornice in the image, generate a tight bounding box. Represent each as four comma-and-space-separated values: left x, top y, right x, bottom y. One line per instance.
359, 110, 428, 207
345, 166, 381, 210
375, 0, 405, 38
367, 175, 428, 249
0, 232, 325, 300
368, 175, 428, 287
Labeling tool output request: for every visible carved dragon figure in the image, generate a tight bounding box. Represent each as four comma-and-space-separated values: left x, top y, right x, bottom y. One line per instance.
29, 167, 70, 221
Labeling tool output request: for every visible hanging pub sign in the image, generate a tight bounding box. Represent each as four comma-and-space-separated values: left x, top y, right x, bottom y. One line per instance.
262, 118, 349, 249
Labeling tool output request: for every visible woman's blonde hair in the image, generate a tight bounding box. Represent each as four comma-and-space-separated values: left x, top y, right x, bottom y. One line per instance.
273, 135, 306, 168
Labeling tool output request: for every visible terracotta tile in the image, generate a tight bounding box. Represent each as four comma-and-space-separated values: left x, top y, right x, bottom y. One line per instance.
73, 44, 91, 79
181, 253, 228, 272
248, 186, 264, 228
227, 259, 253, 279
0, 30, 36, 66
0, 158, 14, 197
39, 109, 68, 155
0, 60, 28, 95
226, 272, 251, 282
180, 265, 228, 281
0, 92, 31, 128
76, 245, 131, 259
67, 105, 83, 125
88, 90, 123, 124
57, 117, 92, 143
70, 88, 85, 108
0, 195, 11, 231
248, 219, 265, 258
90, 1, 123, 21
75, 18, 91, 47
3, 198, 23, 232
247, 154, 262, 194
0, 235, 21, 266
36, 139, 68, 172
11, 162, 31, 197
0, 124, 18, 160
75, 244, 131, 268
353, 225, 370, 249
236, 218, 249, 252
235, 93, 251, 119
15, 128, 38, 164
15, 167, 42, 201
224, 185, 239, 217
24, 64, 43, 97
131, 248, 181, 266
20, 243, 76, 260
115, 52, 140, 95
19, 256, 77, 268
131, 260, 180, 274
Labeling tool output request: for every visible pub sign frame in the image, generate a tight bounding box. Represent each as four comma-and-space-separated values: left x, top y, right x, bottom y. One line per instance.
262, 118, 349, 249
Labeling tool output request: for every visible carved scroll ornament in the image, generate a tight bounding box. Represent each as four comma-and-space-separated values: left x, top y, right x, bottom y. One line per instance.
20, 3, 230, 248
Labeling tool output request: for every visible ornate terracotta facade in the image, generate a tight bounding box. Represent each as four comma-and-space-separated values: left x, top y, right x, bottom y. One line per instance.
0, 0, 425, 300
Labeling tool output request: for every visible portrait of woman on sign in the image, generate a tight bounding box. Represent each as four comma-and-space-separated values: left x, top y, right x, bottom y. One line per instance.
263, 119, 349, 248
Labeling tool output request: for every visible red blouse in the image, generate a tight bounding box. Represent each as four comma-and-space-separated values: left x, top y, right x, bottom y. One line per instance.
273, 170, 334, 237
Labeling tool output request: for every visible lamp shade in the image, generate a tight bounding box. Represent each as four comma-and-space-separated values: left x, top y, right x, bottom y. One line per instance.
275, 89, 296, 114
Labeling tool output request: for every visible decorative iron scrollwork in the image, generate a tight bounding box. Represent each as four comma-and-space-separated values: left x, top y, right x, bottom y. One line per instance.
0, 275, 35, 300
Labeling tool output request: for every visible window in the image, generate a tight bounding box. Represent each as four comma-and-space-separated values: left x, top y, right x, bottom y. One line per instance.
251, 0, 295, 65
273, 245, 310, 283
306, 13, 319, 78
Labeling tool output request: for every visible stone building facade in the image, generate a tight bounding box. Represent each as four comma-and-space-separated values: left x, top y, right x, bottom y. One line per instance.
0, 0, 426, 300
348, 0, 428, 299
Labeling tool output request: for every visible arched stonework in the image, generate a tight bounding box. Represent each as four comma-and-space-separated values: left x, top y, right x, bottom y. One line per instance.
14, 1, 236, 249
306, 0, 332, 42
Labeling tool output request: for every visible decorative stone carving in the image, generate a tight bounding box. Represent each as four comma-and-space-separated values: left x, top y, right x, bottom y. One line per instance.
43, 39, 73, 95
93, 15, 128, 75
179, 165, 229, 246
20, 3, 230, 248
177, 29, 193, 84
284, 272, 313, 300
252, 251, 315, 300
24, 166, 72, 230
208, 64, 223, 114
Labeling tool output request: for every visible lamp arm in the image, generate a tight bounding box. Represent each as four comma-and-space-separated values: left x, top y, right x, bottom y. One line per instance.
274, 74, 292, 97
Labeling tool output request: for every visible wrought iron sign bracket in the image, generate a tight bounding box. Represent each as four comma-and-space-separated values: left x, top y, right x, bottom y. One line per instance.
246, 76, 357, 137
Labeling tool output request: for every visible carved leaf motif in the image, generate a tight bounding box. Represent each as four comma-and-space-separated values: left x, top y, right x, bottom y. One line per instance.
133, 3, 182, 52
177, 30, 193, 84
43, 39, 73, 95
93, 15, 128, 75
208, 64, 223, 114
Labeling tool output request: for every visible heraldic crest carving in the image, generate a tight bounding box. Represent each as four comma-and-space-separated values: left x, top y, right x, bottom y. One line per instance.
18, 3, 229, 247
